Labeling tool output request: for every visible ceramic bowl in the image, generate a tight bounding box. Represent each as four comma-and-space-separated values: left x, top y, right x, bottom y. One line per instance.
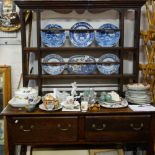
25, 104, 36, 112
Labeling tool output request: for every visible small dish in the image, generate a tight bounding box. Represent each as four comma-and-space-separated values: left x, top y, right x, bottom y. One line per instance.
39, 104, 62, 111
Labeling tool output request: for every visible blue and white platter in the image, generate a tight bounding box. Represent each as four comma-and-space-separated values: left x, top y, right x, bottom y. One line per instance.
95, 23, 120, 47
97, 53, 120, 75
41, 24, 66, 47
42, 54, 65, 75
68, 55, 96, 74
69, 22, 94, 47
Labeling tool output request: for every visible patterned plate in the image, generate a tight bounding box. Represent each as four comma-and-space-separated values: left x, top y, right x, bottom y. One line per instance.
39, 104, 62, 111
9, 96, 41, 108
42, 54, 65, 75
127, 83, 150, 90
95, 23, 120, 47
69, 22, 94, 47
100, 99, 128, 108
68, 55, 96, 74
126, 98, 151, 105
41, 24, 66, 47
97, 53, 120, 75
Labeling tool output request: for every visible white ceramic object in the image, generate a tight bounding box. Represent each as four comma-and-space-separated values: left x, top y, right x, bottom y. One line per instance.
15, 87, 38, 99
61, 100, 80, 110
39, 104, 62, 111
9, 96, 41, 108
100, 99, 128, 108
127, 83, 150, 90
81, 101, 88, 112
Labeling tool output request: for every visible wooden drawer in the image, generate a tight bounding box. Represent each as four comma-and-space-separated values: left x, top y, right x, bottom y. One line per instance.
85, 115, 150, 142
8, 116, 78, 143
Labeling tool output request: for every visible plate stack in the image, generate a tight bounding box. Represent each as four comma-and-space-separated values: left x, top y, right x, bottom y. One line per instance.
125, 83, 152, 105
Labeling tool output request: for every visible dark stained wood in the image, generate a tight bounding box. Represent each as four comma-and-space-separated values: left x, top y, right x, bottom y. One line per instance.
85, 115, 150, 142
14, 0, 145, 10
15, 0, 144, 95
133, 9, 141, 82
2, 104, 155, 116
7, 1, 153, 155
1, 105, 155, 155
24, 47, 136, 52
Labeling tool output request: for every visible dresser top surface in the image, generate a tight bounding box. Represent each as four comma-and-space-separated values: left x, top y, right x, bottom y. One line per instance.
1, 104, 155, 117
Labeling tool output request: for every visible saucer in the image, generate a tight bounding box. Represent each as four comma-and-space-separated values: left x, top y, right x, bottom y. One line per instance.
39, 104, 62, 111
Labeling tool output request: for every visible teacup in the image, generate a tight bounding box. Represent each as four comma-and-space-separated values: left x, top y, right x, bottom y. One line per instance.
46, 103, 54, 110
66, 96, 74, 104
100, 91, 107, 96
99, 95, 106, 103
81, 101, 88, 112
105, 94, 112, 102
25, 104, 36, 112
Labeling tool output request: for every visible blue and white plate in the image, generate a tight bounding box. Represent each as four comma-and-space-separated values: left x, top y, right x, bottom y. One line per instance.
42, 54, 65, 75
68, 55, 96, 74
41, 24, 66, 47
69, 22, 94, 47
97, 53, 120, 75
95, 23, 120, 47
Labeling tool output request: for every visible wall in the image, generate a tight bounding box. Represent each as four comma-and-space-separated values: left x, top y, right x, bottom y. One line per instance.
0, 44, 22, 95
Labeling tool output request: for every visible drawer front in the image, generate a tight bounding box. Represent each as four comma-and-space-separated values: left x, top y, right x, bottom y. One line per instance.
85, 115, 150, 142
8, 116, 78, 143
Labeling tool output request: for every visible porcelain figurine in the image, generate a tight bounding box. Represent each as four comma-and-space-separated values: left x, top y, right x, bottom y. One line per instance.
71, 82, 77, 97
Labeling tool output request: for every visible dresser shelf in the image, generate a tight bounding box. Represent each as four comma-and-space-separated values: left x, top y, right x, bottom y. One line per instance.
16, 0, 144, 96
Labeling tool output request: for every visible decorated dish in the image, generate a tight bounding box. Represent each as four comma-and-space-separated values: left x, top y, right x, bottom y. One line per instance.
68, 55, 96, 74
69, 22, 94, 47
100, 99, 128, 108
97, 53, 120, 74
41, 24, 66, 47
9, 96, 41, 108
39, 104, 62, 111
126, 83, 150, 90
42, 54, 65, 75
95, 23, 120, 47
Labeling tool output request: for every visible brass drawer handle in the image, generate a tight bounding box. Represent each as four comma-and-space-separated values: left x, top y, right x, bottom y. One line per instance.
57, 123, 71, 131
19, 125, 34, 132
130, 123, 144, 131
92, 123, 106, 131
